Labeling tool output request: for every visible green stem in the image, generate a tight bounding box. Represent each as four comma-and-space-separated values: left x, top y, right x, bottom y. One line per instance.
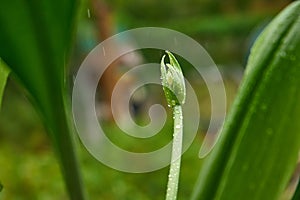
40, 91, 86, 200
166, 105, 183, 200
53, 107, 86, 200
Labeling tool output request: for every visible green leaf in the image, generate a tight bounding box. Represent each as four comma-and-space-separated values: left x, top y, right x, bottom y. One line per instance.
0, 60, 10, 109
0, 1, 86, 199
192, 2, 300, 200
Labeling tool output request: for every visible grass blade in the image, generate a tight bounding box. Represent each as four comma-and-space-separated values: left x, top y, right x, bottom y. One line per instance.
192, 2, 300, 200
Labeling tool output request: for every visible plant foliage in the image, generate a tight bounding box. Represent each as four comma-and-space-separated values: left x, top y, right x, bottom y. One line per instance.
0, 1, 86, 199
192, 2, 300, 199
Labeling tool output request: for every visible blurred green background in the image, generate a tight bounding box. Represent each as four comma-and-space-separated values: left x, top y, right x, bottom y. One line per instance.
0, 0, 293, 199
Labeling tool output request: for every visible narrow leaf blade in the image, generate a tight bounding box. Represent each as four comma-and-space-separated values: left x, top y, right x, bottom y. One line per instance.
192, 2, 300, 200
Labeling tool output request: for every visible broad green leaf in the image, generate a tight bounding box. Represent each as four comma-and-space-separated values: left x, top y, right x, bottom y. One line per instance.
192, 2, 300, 200
0, 1, 86, 199
0, 60, 10, 109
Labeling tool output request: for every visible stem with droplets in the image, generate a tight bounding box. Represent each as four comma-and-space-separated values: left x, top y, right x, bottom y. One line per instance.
166, 105, 183, 200
160, 51, 185, 200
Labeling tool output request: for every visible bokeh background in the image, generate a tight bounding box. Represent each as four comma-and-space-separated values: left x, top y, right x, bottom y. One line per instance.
0, 0, 294, 199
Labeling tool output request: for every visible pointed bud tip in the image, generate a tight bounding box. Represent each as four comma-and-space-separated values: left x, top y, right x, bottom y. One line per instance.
160, 51, 186, 107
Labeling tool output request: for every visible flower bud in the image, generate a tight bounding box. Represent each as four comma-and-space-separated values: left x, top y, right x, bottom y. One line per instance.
160, 51, 186, 107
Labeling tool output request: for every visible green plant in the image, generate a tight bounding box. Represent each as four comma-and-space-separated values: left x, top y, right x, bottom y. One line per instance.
192, 1, 300, 199
161, 51, 186, 200
0, 0, 300, 199
0, 0, 86, 199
